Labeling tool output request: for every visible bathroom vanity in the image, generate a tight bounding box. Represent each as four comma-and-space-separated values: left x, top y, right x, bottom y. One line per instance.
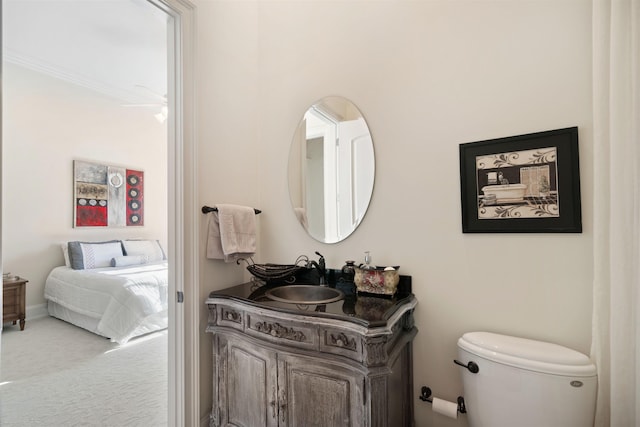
206, 278, 417, 427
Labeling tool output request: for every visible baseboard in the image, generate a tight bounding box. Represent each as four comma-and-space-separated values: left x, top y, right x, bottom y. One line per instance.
27, 303, 48, 320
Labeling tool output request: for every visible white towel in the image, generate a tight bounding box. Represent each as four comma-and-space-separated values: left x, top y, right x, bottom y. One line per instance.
206, 204, 256, 262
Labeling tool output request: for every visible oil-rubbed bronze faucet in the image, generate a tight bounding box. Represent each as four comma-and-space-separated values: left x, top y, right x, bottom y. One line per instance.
306, 251, 326, 286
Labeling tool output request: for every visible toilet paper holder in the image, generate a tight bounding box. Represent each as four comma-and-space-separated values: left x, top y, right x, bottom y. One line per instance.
419, 386, 467, 414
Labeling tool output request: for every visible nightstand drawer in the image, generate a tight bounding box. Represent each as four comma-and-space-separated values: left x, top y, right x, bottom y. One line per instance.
3, 277, 28, 330
2, 287, 20, 317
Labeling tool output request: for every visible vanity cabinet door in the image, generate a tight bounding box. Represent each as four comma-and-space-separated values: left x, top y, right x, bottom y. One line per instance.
277, 353, 365, 427
217, 335, 279, 427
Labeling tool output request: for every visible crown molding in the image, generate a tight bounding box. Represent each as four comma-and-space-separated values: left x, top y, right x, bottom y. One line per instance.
4, 48, 153, 105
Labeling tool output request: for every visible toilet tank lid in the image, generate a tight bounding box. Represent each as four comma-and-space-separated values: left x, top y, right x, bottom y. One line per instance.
458, 332, 596, 377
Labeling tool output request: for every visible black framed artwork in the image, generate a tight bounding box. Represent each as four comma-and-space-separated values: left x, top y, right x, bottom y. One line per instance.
459, 127, 582, 233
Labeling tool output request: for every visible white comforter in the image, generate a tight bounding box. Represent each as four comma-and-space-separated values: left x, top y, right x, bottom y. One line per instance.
44, 262, 168, 344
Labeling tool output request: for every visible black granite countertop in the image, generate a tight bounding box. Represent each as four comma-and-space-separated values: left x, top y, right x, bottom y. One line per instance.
207, 274, 414, 328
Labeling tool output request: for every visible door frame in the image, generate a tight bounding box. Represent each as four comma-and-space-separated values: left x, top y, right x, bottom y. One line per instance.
149, 0, 198, 425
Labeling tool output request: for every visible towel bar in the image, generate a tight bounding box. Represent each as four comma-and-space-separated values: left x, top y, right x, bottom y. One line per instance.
201, 205, 261, 215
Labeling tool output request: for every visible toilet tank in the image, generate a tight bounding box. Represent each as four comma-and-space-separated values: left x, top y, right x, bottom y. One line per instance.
457, 332, 597, 427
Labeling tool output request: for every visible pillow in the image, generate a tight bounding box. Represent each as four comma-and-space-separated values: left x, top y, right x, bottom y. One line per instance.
68, 240, 124, 270
122, 239, 166, 263
110, 255, 146, 267
61, 243, 71, 267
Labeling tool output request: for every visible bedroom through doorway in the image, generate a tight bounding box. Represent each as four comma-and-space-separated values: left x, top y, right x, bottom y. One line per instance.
0, 0, 186, 424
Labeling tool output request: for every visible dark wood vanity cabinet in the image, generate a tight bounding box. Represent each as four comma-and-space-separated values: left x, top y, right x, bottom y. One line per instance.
206, 293, 417, 427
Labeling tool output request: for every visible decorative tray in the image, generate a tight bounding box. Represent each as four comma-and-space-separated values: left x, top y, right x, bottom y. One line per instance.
238, 256, 309, 283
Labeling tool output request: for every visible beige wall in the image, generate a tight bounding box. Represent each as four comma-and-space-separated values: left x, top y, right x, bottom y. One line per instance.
196, 1, 593, 425
2, 63, 168, 311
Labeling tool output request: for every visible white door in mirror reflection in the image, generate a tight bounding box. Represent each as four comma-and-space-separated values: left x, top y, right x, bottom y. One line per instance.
289, 96, 375, 244
336, 118, 374, 238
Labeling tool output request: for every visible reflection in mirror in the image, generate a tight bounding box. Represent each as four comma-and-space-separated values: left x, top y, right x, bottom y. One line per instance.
288, 97, 375, 243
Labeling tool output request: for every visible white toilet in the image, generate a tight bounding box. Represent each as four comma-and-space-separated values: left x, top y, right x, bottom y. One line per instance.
456, 332, 597, 427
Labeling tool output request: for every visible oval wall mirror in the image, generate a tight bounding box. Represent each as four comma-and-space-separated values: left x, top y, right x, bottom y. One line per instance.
288, 96, 375, 244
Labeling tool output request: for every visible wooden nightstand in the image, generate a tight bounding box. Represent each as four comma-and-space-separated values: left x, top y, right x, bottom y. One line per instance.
3, 276, 28, 330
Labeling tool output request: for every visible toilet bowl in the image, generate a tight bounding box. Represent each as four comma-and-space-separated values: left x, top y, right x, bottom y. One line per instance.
457, 332, 597, 427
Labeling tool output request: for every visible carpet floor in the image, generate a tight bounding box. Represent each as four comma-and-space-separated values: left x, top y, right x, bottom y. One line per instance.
0, 316, 167, 426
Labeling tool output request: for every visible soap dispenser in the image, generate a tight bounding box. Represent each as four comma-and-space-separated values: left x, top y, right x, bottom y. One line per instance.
362, 251, 375, 270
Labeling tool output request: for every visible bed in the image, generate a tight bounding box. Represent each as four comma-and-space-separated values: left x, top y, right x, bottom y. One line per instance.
44, 239, 168, 344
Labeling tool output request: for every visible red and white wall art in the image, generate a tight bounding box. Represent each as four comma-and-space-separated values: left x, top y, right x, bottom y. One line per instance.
74, 160, 144, 227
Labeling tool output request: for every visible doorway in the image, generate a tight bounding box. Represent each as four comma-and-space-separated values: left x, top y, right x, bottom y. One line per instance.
0, 0, 197, 424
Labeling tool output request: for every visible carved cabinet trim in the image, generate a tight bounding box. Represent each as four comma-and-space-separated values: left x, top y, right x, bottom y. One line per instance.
254, 320, 307, 342
245, 312, 318, 352
221, 307, 242, 324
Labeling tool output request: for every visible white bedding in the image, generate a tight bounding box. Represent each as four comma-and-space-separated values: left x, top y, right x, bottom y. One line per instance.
44, 261, 168, 344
